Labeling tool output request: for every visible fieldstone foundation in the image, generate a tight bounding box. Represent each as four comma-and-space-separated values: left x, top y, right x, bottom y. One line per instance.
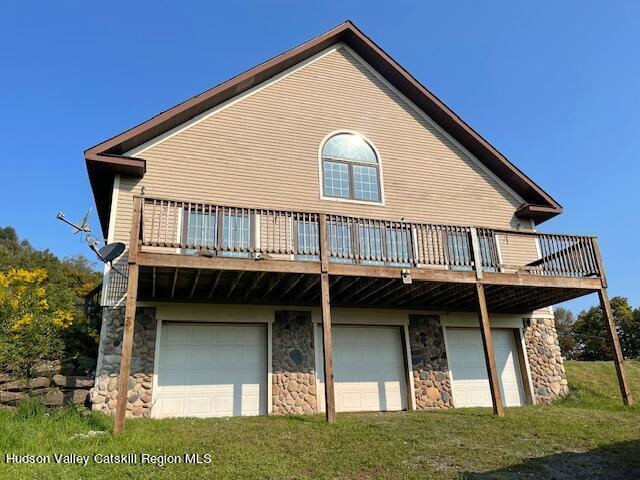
90, 307, 157, 417
409, 315, 453, 409
524, 318, 569, 403
272, 311, 317, 414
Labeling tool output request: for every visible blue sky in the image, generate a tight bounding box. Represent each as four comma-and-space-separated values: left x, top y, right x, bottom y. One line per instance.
1, 1, 638, 314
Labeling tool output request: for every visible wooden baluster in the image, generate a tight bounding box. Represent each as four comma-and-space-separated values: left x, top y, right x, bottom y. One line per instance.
162, 200, 169, 247
577, 237, 590, 276
585, 237, 598, 276
149, 199, 156, 246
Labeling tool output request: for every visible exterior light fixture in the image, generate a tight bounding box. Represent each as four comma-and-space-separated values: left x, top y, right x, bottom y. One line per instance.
401, 269, 412, 284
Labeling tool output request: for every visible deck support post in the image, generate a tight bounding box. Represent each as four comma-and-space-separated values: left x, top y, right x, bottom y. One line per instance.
598, 288, 633, 406
475, 283, 504, 416
114, 197, 142, 435
319, 214, 336, 423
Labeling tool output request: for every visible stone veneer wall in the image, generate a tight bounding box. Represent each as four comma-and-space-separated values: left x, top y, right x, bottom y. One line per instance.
408, 315, 453, 409
272, 311, 317, 414
524, 318, 569, 404
90, 307, 157, 417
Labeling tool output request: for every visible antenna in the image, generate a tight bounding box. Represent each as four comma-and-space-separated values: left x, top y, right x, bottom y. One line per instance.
56, 209, 127, 278
56, 209, 91, 234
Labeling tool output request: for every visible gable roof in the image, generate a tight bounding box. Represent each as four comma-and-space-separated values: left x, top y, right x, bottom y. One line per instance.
86, 20, 562, 236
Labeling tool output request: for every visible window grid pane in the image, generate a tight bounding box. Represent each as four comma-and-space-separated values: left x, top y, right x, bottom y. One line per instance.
187, 211, 217, 248
322, 133, 377, 163
323, 160, 350, 198
385, 228, 411, 266
329, 222, 353, 263
353, 165, 380, 202
358, 224, 384, 265
447, 232, 473, 271
221, 213, 250, 258
296, 220, 319, 261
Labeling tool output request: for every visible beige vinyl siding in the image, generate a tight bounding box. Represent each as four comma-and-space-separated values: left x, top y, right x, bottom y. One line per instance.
106, 48, 537, 314
106, 47, 546, 311
112, 47, 531, 247
497, 234, 540, 272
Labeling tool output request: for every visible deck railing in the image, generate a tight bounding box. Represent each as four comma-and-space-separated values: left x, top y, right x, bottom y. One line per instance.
139, 197, 601, 279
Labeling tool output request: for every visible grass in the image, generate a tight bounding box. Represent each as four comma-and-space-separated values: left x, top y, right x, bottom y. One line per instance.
0, 361, 638, 479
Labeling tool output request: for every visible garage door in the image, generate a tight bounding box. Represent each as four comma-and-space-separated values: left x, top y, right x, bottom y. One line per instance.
446, 328, 525, 408
316, 325, 407, 412
154, 323, 267, 418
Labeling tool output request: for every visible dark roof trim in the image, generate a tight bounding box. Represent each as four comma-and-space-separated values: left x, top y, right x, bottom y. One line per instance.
86, 20, 562, 236
85, 152, 146, 235
515, 204, 563, 224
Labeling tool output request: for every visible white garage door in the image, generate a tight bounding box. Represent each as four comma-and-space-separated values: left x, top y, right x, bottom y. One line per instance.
446, 328, 525, 408
154, 323, 267, 418
316, 325, 407, 412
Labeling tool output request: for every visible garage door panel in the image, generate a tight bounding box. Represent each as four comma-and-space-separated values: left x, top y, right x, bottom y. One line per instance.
189, 325, 216, 344
317, 326, 407, 413
155, 323, 266, 418
158, 371, 188, 388
334, 328, 358, 344
164, 324, 189, 343
447, 328, 525, 408
238, 347, 266, 368
360, 345, 384, 363
239, 327, 266, 345
216, 326, 242, 344
162, 346, 189, 367
188, 370, 215, 387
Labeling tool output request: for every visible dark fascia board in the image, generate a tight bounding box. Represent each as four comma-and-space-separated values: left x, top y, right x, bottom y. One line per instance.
515, 204, 563, 223
85, 20, 562, 236
86, 152, 146, 236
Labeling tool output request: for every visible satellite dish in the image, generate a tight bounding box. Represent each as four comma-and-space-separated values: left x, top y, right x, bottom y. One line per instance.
57, 209, 127, 278
97, 242, 126, 263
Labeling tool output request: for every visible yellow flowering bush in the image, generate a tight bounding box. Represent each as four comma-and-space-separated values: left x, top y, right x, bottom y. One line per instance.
0, 268, 75, 374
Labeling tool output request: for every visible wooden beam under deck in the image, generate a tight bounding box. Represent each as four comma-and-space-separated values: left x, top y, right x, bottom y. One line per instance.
319, 214, 336, 423
114, 196, 142, 435
475, 283, 504, 417
243, 271, 266, 301
138, 251, 602, 292
208, 271, 223, 300
599, 288, 633, 406
189, 269, 201, 299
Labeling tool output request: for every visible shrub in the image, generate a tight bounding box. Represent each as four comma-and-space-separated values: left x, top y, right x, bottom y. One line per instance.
0, 268, 82, 375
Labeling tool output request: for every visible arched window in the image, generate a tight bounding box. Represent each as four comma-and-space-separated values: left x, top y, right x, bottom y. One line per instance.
321, 133, 381, 202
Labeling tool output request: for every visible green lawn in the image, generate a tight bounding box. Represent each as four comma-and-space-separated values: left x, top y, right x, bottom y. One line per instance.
1, 361, 638, 479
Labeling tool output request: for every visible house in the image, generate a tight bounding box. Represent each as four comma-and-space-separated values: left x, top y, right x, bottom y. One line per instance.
85, 21, 631, 431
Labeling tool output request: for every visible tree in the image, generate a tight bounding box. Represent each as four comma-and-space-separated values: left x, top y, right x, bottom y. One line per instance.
554, 307, 577, 359
572, 296, 635, 360
618, 304, 640, 359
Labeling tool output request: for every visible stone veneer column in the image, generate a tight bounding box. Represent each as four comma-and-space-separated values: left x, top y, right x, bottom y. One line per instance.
90, 307, 157, 417
272, 311, 317, 414
408, 315, 453, 409
524, 318, 569, 403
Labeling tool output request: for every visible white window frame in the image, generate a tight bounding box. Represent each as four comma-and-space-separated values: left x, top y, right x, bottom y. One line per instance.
317, 130, 386, 206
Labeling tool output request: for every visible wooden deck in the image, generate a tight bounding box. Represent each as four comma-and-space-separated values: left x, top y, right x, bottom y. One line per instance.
118, 195, 607, 312
109, 196, 632, 433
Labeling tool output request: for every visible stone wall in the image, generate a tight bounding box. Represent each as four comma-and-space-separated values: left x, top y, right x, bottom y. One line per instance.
0, 359, 94, 410
90, 307, 157, 417
408, 315, 452, 409
272, 311, 317, 414
524, 318, 569, 404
